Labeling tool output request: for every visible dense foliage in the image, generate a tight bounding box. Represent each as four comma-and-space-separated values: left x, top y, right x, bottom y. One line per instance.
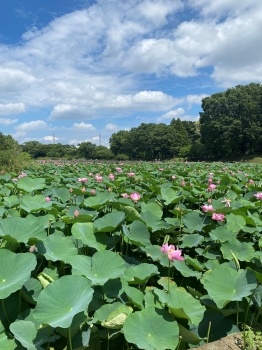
0, 161, 262, 349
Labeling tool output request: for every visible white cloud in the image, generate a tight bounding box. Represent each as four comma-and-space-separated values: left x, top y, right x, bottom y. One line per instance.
48, 105, 94, 120
186, 94, 209, 106
44, 135, 59, 141
72, 122, 96, 131
15, 120, 48, 132
105, 123, 117, 131
0, 118, 18, 125
0, 103, 26, 115
157, 108, 185, 121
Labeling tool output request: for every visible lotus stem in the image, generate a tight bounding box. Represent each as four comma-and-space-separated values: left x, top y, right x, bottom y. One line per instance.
237, 301, 240, 326
168, 259, 170, 293
206, 321, 211, 344
68, 327, 73, 350
254, 302, 262, 326
1, 298, 10, 325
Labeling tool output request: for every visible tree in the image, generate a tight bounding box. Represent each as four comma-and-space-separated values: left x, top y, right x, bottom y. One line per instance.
199, 83, 262, 157
78, 142, 97, 159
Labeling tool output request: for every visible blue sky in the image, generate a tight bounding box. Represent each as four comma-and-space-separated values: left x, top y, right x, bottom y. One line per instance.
0, 0, 262, 146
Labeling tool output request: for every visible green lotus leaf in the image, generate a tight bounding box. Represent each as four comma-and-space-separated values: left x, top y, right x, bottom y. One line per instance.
72, 222, 107, 251
203, 265, 257, 308
141, 202, 163, 220
140, 212, 169, 232
93, 211, 125, 232
172, 260, 202, 279
27, 214, 56, 229
17, 177, 46, 192
20, 195, 52, 213
122, 306, 179, 350
225, 213, 246, 232
0, 332, 16, 350
209, 226, 235, 242
70, 250, 126, 285
221, 238, 255, 262
0, 217, 47, 244
120, 205, 140, 222
36, 232, 78, 263
0, 250, 37, 299
102, 278, 128, 299
10, 320, 58, 350
155, 288, 205, 326
22, 278, 42, 305
126, 220, 151, 247
51, 187, 71, 203
183, 212, 210, 233
84, 192, 110, 209
178, 324, 202, 345
180, 234, 204, 248
34, 275, 94, 328
101, 305, 133, 329
143, 290, 163, 309
161, 187, 181, 205
124, 285, 144, 309
93, 302, 123, 324
123, 263, 159, 284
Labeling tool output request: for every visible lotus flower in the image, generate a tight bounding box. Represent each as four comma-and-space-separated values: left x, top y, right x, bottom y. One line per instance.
160, 243, 184, 262
208, 184, 216, 191
108, 174, 115, 181
212, 213, 225, 222
221, 198, 231, 207
130, 192, 141, 202
201, 204, 214, 212
254, 192, 262, 200
121, 193, 129, 198
45, 197, 51, 202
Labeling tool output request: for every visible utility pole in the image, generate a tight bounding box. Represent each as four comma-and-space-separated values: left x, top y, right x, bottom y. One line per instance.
52, 133, 55, 144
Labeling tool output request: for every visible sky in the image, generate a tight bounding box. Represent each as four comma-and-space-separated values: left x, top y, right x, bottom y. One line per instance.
0, 0, 262, 147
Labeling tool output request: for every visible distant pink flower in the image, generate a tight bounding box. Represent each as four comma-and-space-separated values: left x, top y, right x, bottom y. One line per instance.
172, 175, 176, 179
208, 184, 216, 191
95, 174, 103, 183
159, 168, 164, 171
249, 179, 254, 184
108, 174, 115, 181
116, 167, 122, 172
74, 210, 80, 217
29, 245, 36, 253
254, 192, 262, 200
208, 178, 213, 183
45, 197, 51, 202
209, 172, 214, 176
128, 172, 135, 177
160, 243, 184, 262
81, 187, 86, 192
130, 192, 141, 202
121, 193, 129, 198
207, 198, 212, 204
69, 187, 73, 193
212, 213, 225, 222
90, 189, 96, 195
181, 180, 185, 187
78, 177, 87, 183
202, 204, 214, 213
89, 172, 93, 177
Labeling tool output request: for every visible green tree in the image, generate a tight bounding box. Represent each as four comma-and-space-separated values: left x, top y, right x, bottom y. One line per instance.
200, 83, 262, 157
78, 142, 97, 159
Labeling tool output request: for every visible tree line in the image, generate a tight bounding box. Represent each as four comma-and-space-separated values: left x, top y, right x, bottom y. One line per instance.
1, 82, 262, 166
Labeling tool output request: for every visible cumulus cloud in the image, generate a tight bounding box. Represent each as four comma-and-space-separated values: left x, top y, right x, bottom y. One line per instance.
186, 94, 209, 106
105, 123, 117, 131
72, 122, 96, 131
0, 103, 26, 115
157, 108, 185, 121
15, 120, 48, 132
0, 118, 18, 125
44, 135, 59, 141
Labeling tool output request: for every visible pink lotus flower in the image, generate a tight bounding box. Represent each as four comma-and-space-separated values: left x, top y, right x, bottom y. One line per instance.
249, 179, 254, 184
172, 175, 176, 179
201, 204, 214, 213
90, 189, 96, 195
160, 243, 184, 262
89, 172, 93, 177
78, 177, 88, 183
45, 197, 51, 202
254, 192, 262, 200
29, 245, 36, 253
130, 192, 141, 202
208, 184, 216, 191
95, 174, 103, 182
128, 172, 135, 177
69, 187, 73, 193
159, 168, 164, 171
181, 180, 185, 187
212, 213, 225, 222
116, 167, 122, 172
208, 178, 213, 183
81, 187, 86, 192
108, 174, 115, 181
74, 210, 80, 217
121, 193, 129, 198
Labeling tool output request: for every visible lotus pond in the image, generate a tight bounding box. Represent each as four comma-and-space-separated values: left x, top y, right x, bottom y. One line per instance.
0, 161, 262, 350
